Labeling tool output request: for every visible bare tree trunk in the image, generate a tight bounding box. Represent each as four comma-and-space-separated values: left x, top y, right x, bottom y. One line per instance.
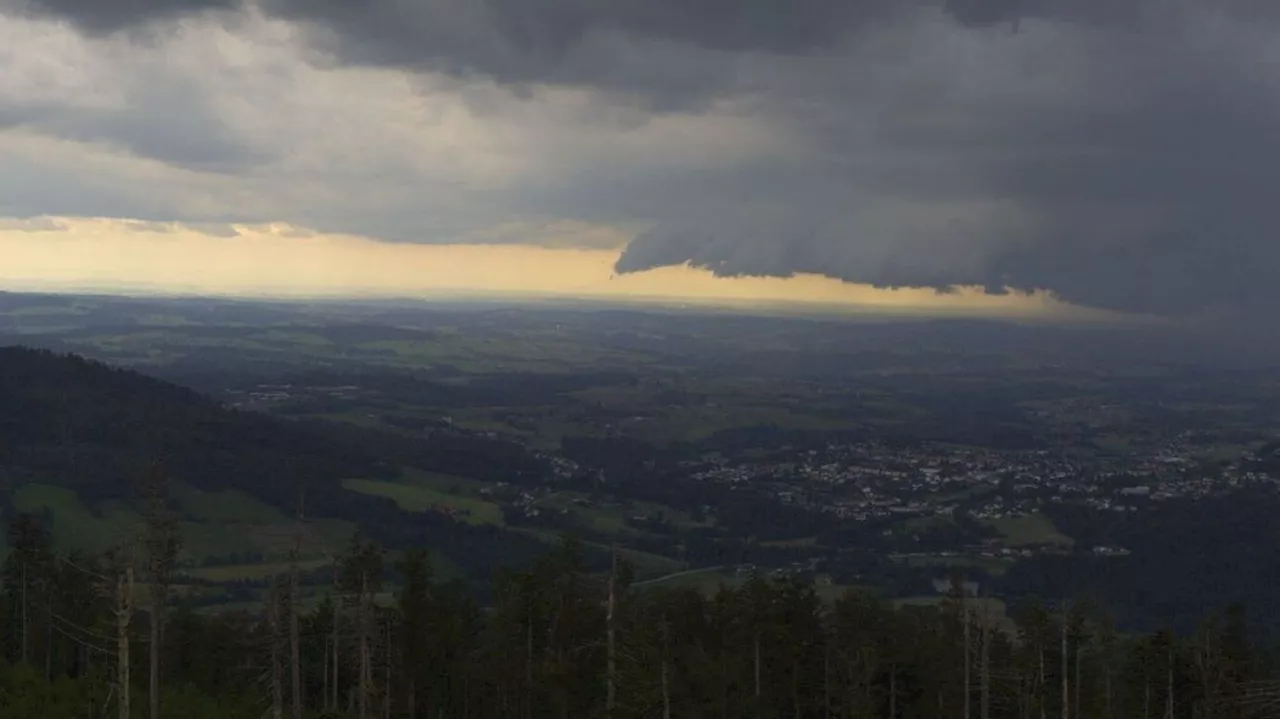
754, 632, 762, 713
1165, 650, 1175, 719
822, 639, 830, 719
1073, 636, 1083, 719
889, 662, 897, 719
1105, 668, 1113, 719
332, 582, 341, 712
289, 511, 303, 719
1062, 604, 1069, 719
149, 599, 161, 719
661, 620, 672, 719
143, 465, 179, 719
980, 604, 990, 719
606, 548, 617, 719
116, 567, 134, 719
525, 617, 534, 719
964, 603, 972, 719
1039, 647, 1047, 719
270, 582, 284, 719
791, 663, 800, 719
21, 561, 28, 665
45, 591, 53, 680
1194, 633, 1210, 718
360, 574, 371, 719
384, 619, 393, 719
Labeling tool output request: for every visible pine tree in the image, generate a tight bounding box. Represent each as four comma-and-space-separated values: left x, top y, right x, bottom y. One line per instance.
395, 548, 433, 719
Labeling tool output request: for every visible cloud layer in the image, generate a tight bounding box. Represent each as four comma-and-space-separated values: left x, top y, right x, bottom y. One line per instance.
2, 0, 1279, 318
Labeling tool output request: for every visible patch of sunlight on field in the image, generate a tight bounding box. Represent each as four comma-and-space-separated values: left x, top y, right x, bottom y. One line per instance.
173, 483, 290, 524
13, 484, 140, 552
342, 478, 505, 526
983, 514, 1074, 547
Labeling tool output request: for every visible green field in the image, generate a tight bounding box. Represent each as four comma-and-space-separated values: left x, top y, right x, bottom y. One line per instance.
13, 484, 141, 553
983, 514, 1075, 548
342, 477, 505, 526
9, 482, 354, 565
637, 567, 867, 604
634, 567, 740, 594
407, 470, 497, 495
174, 483, 290, 524
510, 528, 685, 579
179, 521, 274, 561
760, 536, 820, 548
185, 558, 332, 582
902, 554, 1015, 576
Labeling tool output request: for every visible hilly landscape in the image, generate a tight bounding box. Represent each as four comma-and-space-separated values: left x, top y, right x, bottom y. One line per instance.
0, 345, 604, 606
0, 343, 1277, 719
6, 0, 1280, 713
6, 294, 1280, 633
3, 300, 1280, 717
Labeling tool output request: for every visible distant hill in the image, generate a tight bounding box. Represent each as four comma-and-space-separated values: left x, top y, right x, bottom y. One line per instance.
0, 346, 386, 505
0, 346, 554, 592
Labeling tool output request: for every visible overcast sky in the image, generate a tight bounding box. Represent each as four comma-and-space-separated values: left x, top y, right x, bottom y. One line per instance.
1, 0, 1277, 320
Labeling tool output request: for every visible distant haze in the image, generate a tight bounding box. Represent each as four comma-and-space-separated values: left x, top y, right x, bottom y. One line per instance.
0, 217, 1101, 319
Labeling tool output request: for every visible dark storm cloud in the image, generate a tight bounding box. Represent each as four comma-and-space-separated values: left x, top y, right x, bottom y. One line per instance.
614, 4, 1280, 318
4, 0, 237, 33
0, 86, 268, 173
252, 0, 909, 108
5, 0, 907, 105
6, 0, 1280, 318
261, 0, 898, 60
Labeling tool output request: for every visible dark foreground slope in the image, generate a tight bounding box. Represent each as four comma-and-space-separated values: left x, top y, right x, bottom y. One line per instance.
0, 346, 552, 589
0, 346, 383, 506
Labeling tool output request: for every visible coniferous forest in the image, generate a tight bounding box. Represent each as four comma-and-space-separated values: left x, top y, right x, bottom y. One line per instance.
2, 505, 1277, 719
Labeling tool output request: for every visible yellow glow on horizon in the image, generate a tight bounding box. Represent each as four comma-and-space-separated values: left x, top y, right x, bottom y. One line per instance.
0, 217, 1105, 319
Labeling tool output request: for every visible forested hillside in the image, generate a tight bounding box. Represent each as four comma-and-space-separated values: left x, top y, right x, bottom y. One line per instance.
0, 347, 558, 590
0, 521, 1275, 718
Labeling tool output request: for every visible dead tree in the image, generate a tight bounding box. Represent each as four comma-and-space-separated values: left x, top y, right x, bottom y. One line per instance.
21, 559, 30, 666
141, 465, 180, 719
980, 600, 991, 719
1040, 642, 1047, 719
606, 547, 618, 719
359, 574, 372, 719
289, 486, 305, 719
331, 563, 341, 712
964, 599, 972, 719
269, 580, 285, 719
1073, 631, 1083, 719
822, 635, 830, 719
322, 633, 330, 715
1061, 601, 1070, 719
661, 617, 673, 719
338, 534, 382, 719
115, 565, 134, 719
384, 618, 393, 719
